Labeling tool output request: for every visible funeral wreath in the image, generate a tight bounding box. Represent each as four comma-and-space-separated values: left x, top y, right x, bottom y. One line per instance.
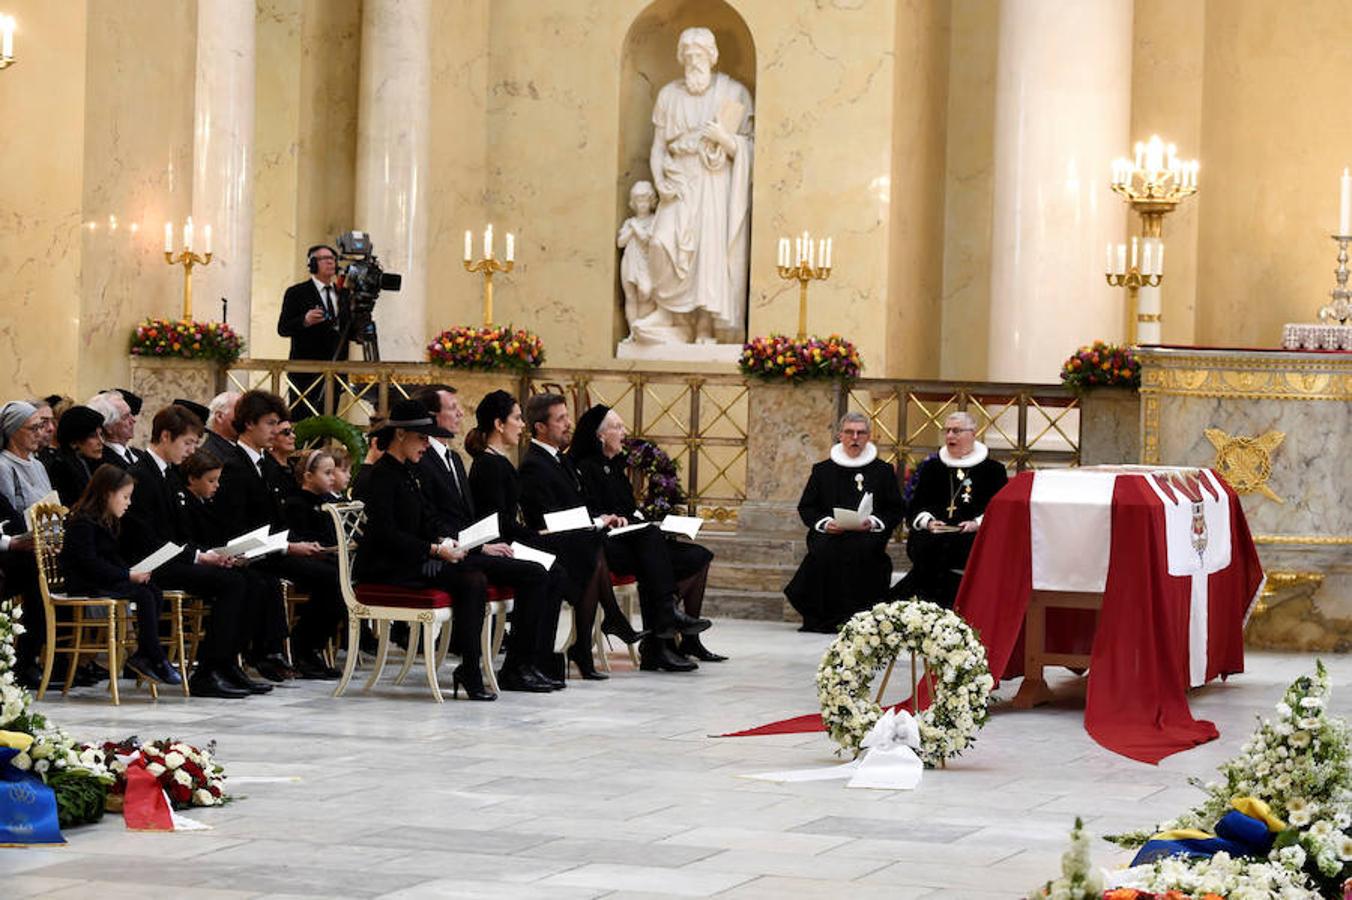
817, 599, 993, 765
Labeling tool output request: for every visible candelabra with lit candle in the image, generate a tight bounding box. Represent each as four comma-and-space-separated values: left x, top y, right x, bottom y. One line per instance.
1108, 134, 1198, 343
776, 231, 833, 341
0, 14, 17, 70
163, 217, 213, 320
463, 225, 515, 327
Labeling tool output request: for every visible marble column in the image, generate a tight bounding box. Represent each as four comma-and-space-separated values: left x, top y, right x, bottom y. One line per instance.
986, 0, 1132, 382
353, 0, 430, 361
192, 0, 255, 335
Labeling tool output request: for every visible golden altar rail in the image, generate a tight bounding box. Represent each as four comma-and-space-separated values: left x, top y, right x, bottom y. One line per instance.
207, 360, 1082, 522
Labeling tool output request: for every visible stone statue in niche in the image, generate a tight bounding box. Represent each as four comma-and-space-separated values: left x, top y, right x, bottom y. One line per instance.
618, 181, 658, 341
625, 26, 753, 349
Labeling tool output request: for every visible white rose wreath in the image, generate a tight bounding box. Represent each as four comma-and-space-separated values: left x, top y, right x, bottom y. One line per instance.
816, 600, 994, 765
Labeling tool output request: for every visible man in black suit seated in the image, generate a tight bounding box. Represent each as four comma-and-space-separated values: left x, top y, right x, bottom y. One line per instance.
355, 399, 495, 701
213, 389, 344, 679
194, 392, 239, 464
277, 244, 350, 419
412, 385, 563, 692
518, 393, 709, 672
87, 390, 142, 469
124, 405, 266, 698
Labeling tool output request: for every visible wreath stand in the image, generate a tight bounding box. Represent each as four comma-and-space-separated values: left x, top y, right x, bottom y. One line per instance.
873, 651, 946, 769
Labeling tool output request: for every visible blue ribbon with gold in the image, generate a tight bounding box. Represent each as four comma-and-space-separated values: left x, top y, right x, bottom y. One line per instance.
0, 733, 65, 845
1129, 797, 1284, 866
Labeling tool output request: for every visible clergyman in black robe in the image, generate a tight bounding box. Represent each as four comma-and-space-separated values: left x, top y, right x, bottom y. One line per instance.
784, 414, 904, 633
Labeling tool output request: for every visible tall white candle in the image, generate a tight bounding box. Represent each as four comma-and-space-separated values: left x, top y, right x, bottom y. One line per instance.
824, 237, 832, 269
1134, 142, 1144, 171
1105, 243, 1113, 275
2, 17, 13, 60
1141, 242, 1152, 276
1116, 244, 1127, 275
164, 222, 173, 253
1154, 243, 1165, 276
776, 238, 785, 267
1340, 168, 1351, 235
484, 224, 493, 259
203, 224, 212, 254
1130, 236, 1138, 270
795, 237, 803, 266
464, 230, 473, 261
505, 232, 514, 262
183, 217, 194, 252
806, 235, 815, 269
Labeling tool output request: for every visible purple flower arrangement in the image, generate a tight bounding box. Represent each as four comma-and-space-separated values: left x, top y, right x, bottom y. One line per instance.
622, 437, 687, 519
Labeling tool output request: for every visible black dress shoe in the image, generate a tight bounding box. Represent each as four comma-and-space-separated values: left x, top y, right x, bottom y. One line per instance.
252, 655, 293, 683
294, 649, 340, 680
639, 637, 698, 672
496, 665, 553, 693
680, 634, 728, 662
222, 662, 273, 694
566, 646, 609, 681
153, 658, 184, 686
451, 663, 496, 701
188, 668, 250, 699
123, 652, 163, 683
529, 665, 565, 690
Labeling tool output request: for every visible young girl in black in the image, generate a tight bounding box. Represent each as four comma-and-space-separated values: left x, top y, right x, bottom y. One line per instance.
283, 448, 339, 546
61, 464, 179, 685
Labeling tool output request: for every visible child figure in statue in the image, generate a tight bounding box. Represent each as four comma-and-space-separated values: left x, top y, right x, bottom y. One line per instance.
618, 180, 658, 343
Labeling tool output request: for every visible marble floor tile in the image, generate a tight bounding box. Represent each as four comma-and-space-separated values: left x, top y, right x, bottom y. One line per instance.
3, 620, 1345, 899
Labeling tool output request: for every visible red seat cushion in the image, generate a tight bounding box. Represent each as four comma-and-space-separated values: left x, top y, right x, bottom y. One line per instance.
355, 584, 452, 609
485, 584, 514, 603
610, 573, 637, 587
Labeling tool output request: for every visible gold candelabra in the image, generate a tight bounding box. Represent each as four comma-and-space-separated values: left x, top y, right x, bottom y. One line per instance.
777, 232, 833, 341
463, 225, 515, 326
1107, 134, 1198, 343
163, 218, 212, 320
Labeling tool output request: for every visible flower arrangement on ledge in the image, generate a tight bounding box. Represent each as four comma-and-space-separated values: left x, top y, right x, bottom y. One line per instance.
427, 325, 545, 372
622, 437, 686, 520
1060, 340, 1140, 390
739, 334, 862, 383
130, 317, 244, 364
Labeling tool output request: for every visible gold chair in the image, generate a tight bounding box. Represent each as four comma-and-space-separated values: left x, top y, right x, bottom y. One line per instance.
160, 590, 205, 696
26, 502, 153, 705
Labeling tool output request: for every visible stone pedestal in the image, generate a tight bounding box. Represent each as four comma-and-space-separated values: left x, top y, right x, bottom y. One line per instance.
1138, 346, 1352, 650
737, 380, 841, 535
1078, 387, 1141, 465
128, 357, 225, 445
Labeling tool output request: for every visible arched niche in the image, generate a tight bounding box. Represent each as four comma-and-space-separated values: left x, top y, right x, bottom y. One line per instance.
614, 0, 756, 348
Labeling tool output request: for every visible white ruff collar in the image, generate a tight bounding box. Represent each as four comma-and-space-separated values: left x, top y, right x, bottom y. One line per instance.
830, 442, 877, 468
939, 441, 988, 467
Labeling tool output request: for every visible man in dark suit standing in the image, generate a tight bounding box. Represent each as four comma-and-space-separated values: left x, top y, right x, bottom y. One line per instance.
277, 244, 350, 419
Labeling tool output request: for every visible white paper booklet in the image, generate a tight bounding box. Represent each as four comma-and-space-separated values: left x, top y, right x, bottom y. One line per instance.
130, 542, 184, 576
831, 492, 874, 529
455, 514, 500, 553
542, 506, 594, 534
606, 521, 652, 537
242, 529, 289, 560
509, 542, 556, 570
212, 524, 270, 557
659, 515, 703, 539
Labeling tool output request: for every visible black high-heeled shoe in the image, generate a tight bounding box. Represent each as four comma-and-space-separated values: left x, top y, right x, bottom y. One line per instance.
451, 663, 497, 701
566, 646, 609, 681
601, 615, 647, 645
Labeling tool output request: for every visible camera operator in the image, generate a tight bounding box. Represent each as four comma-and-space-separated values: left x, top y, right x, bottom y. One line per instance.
277, 244, 351, 419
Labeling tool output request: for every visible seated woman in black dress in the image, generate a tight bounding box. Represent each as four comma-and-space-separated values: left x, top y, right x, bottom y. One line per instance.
60, 464, 179, 685
465, 390, 636, 680
569, 404, 723, 669
45, 405, 108, 506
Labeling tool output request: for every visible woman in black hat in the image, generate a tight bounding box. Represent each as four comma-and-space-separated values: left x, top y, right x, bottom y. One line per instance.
570, 404, 724, 669
45, 404, 109, 506
356, 399, 495, 700
465, 390, 629, 680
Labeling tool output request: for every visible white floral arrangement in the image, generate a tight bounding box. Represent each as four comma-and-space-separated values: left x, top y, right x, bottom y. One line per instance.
816, 599, 993, 765
1028, 817, 1104, 900
1035, 661, 1352, 898
0, 599, 36, 732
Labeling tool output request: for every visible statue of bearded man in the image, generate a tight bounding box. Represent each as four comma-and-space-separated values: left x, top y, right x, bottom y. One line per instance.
635, 27, 754, 345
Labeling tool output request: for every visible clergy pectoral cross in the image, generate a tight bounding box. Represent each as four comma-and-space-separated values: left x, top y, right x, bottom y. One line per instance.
946, 498, 957, 518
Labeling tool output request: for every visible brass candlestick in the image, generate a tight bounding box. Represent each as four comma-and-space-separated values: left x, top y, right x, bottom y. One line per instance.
164, 249, 213, 320
1104, 265, 1163, 344
463, 256, 514, 327
777, 259, 832, 341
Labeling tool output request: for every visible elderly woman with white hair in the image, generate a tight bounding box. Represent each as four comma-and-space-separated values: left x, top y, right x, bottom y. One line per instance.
0, 400, 56, 515
784, 412, 904, 633
892, 411, 1009, 608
